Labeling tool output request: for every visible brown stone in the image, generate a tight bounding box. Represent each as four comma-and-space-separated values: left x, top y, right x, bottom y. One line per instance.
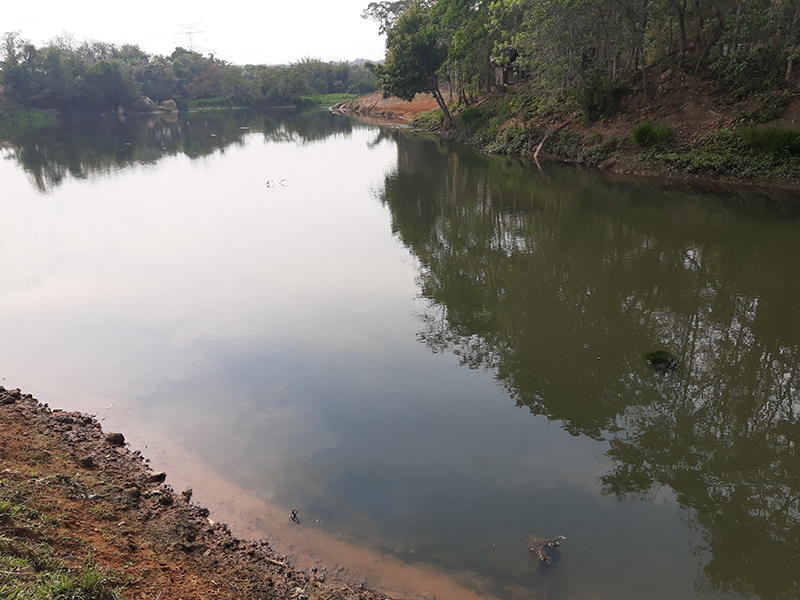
159, 99, 178, 112
105, 432, 125, 446
147, 470, 167, 483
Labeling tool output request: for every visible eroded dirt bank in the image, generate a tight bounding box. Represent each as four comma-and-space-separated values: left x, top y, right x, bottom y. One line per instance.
0, 388, 394, 600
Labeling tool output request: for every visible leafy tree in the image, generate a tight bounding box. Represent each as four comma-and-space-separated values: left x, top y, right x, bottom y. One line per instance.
361, 0, 412, 34
1, 31, 28, 67
189, 64, 226, 99
132, 56, 177, 102
377, 1, 452, 121
85, 60, 140, 111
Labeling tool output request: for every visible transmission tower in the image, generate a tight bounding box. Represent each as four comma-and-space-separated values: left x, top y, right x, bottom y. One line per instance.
175, 23, 205, 52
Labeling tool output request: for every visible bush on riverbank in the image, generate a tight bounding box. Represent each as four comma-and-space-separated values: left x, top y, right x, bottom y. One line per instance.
738, 126, 800, 156
632, 120, 675, 148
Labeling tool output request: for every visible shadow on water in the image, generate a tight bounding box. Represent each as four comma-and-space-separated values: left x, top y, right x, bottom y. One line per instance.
374, 130, 800, 600
0, 108, 360, 193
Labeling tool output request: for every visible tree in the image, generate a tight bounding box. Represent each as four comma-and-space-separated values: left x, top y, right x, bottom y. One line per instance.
1, 31, 27, 67
361, 0, 412, 34
377, 1, 452, 121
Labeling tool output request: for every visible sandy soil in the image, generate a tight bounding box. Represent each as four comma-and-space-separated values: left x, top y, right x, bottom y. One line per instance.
336, 93, 441, 121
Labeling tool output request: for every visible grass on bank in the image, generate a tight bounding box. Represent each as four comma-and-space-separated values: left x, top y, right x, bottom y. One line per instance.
185, 93, 361, 110
408, 81, 800, 181
297, 93, 361, 107
0, 474, 124, 600
654, 126, 800, 179
632, 120, 675, 148
0, 108, 57, 136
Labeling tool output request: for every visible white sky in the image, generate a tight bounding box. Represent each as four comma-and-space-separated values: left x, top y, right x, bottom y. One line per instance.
3, 1, 386, 65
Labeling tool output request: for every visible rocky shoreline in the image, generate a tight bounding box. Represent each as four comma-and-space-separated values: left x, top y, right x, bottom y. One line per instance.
0, 387, 393, 600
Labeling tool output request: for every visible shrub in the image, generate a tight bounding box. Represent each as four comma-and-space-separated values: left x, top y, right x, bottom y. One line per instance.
575, 69, 627, 122
738, 126, 800, 156
632, 120, 675, 148
459, 106, 485, 126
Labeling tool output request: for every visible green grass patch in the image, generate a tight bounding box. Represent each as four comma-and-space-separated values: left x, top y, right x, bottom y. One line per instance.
0, 108, 58, 137
186, 98, 231, 109
632, 120, 675, 148
655, 128, 800, 179
738, 126, 800, 156
297, 93, 360, 108
412, 109, 445, 130
0, 477, 124, 600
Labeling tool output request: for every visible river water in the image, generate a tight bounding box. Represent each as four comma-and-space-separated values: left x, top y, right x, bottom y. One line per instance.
1, 109, 798, 600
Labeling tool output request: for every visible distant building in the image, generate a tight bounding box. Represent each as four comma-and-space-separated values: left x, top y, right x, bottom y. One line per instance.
493, 47, 525, 86
495, 65, 523, 86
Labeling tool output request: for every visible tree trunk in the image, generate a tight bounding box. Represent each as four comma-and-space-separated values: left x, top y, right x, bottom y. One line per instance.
430, 82, 452, 123
668, 0, 688, 54
533, 112, 579, 161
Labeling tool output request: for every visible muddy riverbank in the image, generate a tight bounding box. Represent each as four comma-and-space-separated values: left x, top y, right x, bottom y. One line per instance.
0, 388, 394, 600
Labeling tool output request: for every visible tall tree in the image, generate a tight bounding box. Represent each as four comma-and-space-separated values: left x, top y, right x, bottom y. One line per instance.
377, 1, 452, 121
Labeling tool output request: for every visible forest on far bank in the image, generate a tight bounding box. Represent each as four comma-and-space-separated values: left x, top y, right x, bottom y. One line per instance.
0, 32, 378, 113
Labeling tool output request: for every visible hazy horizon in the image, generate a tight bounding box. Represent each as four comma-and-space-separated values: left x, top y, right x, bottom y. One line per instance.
4, 1, 386, 65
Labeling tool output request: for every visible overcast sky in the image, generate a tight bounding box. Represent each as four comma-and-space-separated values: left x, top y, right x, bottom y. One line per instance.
4, 1, 386, 65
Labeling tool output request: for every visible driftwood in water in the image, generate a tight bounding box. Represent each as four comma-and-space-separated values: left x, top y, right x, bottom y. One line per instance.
528, 535, 567, 565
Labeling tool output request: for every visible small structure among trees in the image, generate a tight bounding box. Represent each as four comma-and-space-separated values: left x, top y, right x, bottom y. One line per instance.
493, 47, 523, 86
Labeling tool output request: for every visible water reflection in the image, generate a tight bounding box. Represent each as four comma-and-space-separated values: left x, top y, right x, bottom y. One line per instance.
3, 110, 798, 600
375, 131, 800, 599
0, 109, 359, 193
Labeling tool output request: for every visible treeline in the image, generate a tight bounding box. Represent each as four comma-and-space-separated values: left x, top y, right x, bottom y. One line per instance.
0, 32, 378, 112
367, 0, 800, 120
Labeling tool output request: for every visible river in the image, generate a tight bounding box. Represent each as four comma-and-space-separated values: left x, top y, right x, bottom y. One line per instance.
1, 109, 798, 600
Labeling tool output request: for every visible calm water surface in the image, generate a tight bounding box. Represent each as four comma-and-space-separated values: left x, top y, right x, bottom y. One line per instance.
1, 110, 799, 600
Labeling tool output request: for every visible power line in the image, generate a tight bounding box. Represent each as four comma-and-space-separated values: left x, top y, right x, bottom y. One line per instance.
174, 23, 205, 52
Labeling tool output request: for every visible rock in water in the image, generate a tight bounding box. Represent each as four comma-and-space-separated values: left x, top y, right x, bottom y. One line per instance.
105, 432, 125, 445
146, 471, 167, 483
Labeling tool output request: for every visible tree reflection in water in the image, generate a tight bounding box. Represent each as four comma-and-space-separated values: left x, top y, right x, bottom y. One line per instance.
375, 131, 800, 600
1, 108, 358, 193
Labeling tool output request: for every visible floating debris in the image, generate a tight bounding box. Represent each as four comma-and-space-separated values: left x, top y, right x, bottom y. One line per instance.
529, 535, 566, 565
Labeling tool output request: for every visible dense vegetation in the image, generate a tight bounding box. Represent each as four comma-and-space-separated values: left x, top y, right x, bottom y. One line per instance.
362, 0, 800, 182
0, 32, 377, 113
366, 0, 799, 120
